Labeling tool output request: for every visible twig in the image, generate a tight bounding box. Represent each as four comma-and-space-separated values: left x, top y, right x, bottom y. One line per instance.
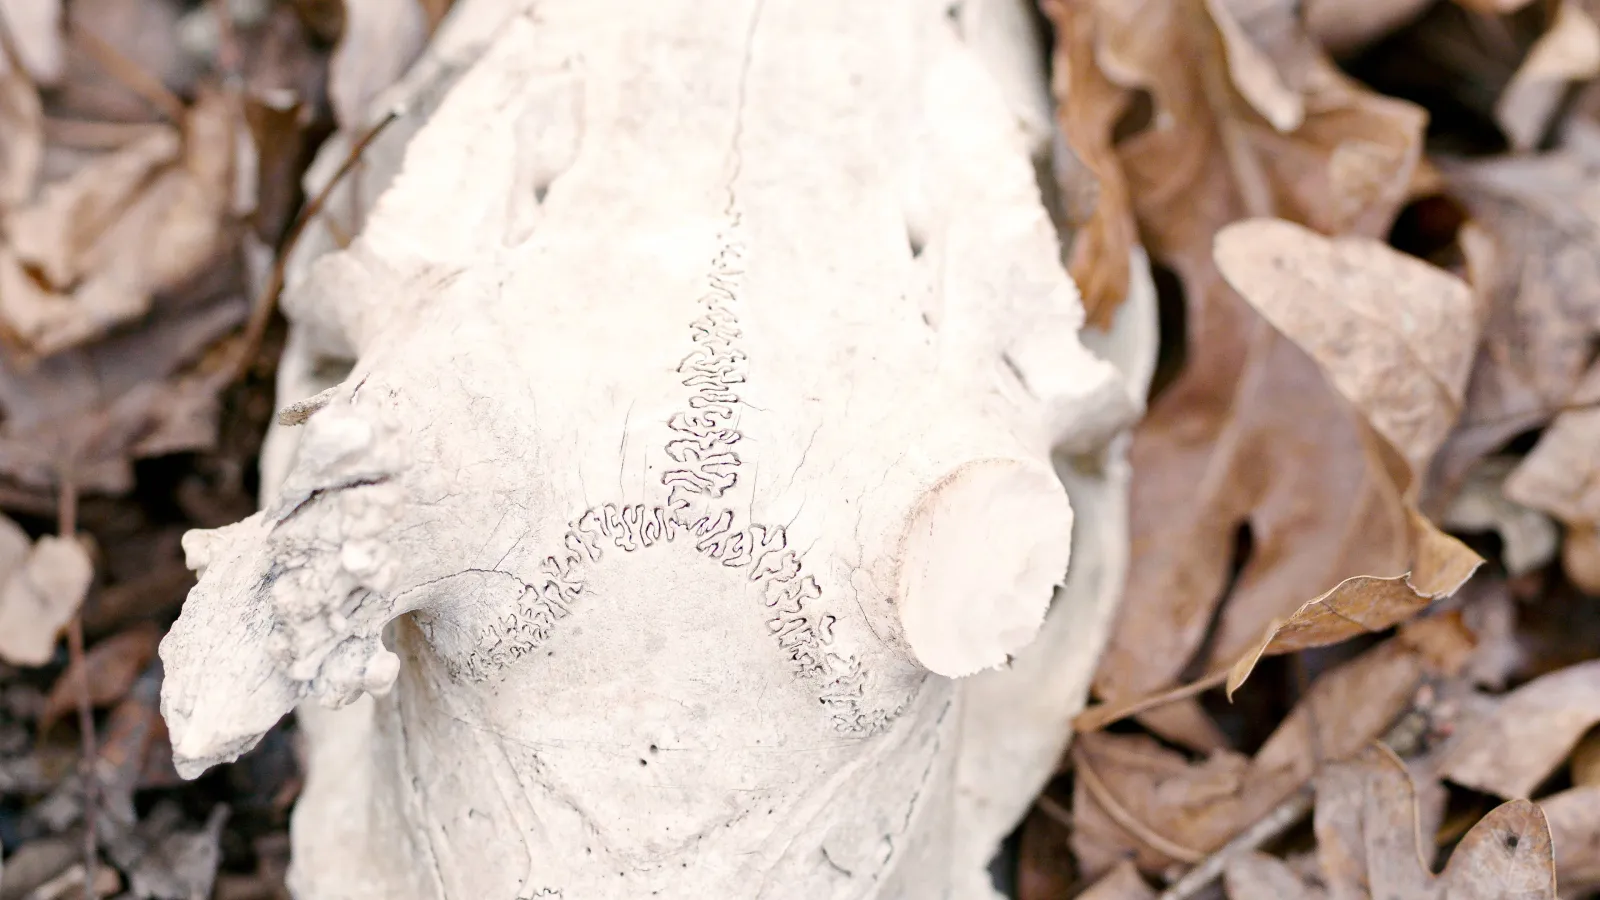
1035, 793, 1073, 831
57, 473, 98, 900
221, 108, 401, 386
1150, 711, 1434, 900
1074, 668, 1229, 733
67, 25, 188, 124
1156, 786, 1314, 900
1070, 745, 1205, 865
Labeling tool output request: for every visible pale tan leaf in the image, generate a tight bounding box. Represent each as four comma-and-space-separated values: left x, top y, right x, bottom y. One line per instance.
0, 531, 92, 666
1443, 660, 1600, 798
1213, 217, 1480, 478
1497, 0, 1600, 151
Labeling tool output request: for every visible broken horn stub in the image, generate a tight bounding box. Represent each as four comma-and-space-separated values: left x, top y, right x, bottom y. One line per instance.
897, 457, 1072, 677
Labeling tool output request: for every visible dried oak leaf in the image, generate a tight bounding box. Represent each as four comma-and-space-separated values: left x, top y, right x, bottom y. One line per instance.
1071, 616, 1473, 879
0, 517, 92, 666
39, 621, 161, 728
1316, 744, 1555, 899
1503, 362, 1600, 593
1067, 0, 1430, 746
1039, 0, 1135, 328
1433, 151, 1600, 497
1442, 659, 1600, 798
1496, 0, 1600, 151
0, 87, 237, 358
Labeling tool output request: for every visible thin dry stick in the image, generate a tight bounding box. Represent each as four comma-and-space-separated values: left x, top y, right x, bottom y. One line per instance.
1035, 793, 1073, 831
67, 26, 188, 124
1156, 786, 1315, 900
57, 473, 98, 900
1152, 711, 1434, 900
1074, 667, 1229, 732
1070, 744, 1206, 865
222, 108, 401, 385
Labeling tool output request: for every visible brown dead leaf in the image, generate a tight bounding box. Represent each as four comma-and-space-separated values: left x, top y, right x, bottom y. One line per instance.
1442, 659, 1600, 798
1497, 0, 1600, 151
328, 0, 427, 130
1214, 218, 1480, 477
39, 621, 161, 727
1433, 151, 1600, 498
1227, 509, 1481, 695
1066, 0, 1434, 743
1224, 850, 1327, 899
1538, 784, 1600, 891
0, 520, 91, 666
1040, 0, 1134, 328
1072, 616, 1472, 878
1316, 744, 1556, 899
1503, 361, 1600, 593
0, 85, 245, 361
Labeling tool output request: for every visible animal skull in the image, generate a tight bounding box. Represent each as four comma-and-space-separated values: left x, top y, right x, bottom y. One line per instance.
158, 0, 1155, 896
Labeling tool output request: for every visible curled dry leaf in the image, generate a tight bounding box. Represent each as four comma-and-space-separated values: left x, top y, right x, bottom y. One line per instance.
1496, 0, 1600, 151
1503, 362, 1600, 593
1316, 744, 1556, 900
1442, 659, 1600, 798
1434, 151, 1600, 497
1071, 616, 1473, 878
327, 0, 428, 129
0, 88, 238, 358
39, 621, 162, 727
1039, 0, 1134, 328
0, 516, 91, 667
1060, 0, 1431, 745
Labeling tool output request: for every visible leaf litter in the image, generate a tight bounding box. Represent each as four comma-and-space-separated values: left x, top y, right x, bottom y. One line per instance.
1023, 0, 1600, 897
3, 1, 1600, 899
0, 0, 450, 896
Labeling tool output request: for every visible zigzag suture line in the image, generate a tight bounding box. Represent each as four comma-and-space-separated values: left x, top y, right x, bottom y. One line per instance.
460, 218, 884, 736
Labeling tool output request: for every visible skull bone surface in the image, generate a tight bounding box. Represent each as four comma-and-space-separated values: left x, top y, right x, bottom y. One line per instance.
158, 0, 1151, 897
